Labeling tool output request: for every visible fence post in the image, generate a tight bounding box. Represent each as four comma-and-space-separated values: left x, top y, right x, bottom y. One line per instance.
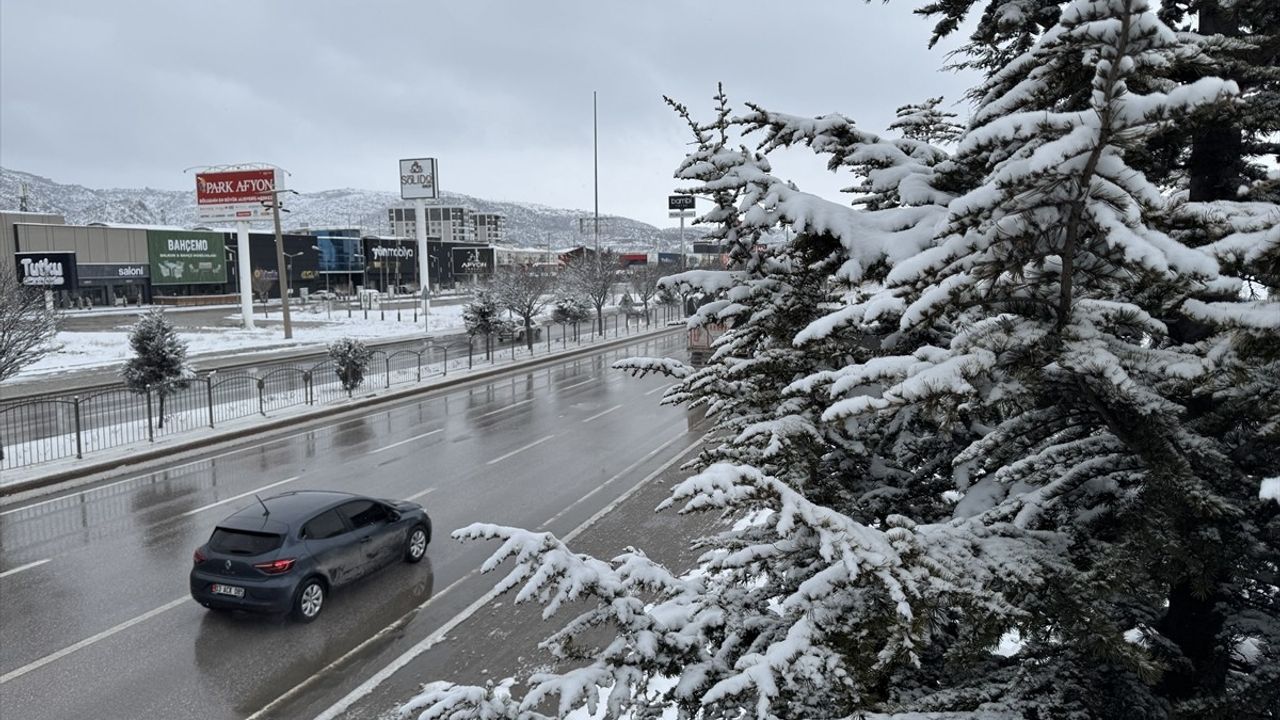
443, 347, 450, 376
416, 352, 422, 383
257, 378, 266, 416
206, 376, 215, 428
305, 371, 313, 405
386, 357, 392, 388
73, 396, 83, 459
145, 386, 155, 443
547, 326, 551, 353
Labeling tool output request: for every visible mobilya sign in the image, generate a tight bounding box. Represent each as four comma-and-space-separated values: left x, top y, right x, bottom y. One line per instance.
399, 158, 438, 200
16, 252, 77, 288
371, 245, 415, 259
146, 230, 226, 285
195, 168, 283, 222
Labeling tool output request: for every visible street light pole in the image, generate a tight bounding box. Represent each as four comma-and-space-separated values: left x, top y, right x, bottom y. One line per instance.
264, 189, 299, 339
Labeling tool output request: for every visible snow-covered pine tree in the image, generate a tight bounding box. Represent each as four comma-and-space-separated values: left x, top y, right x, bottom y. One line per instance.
402, 1, 1278, 718
121, 308, 190, 428
327, 337, 370, 396
888, 96, 964, 146
462, 289, 511, 360
550, 295, 590, 341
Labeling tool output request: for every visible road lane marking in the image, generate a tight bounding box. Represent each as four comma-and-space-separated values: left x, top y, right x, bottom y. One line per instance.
645, 383, 673, 396
306, 436, 704, 720
540, 433, 685, 530
405, 487, 437, 502
485, 435, 555, 465
0, 559, 50, 579
368, 429, 443, 454
178, 475, 300, 517
477, 398, 534, 418
0, 596, 188, 685
582, 404, 623, 423
559, 377, 595, 391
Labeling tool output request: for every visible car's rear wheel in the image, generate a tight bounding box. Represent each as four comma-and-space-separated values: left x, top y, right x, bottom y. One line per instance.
291, 578, 325, 622
405, 525, 428, 563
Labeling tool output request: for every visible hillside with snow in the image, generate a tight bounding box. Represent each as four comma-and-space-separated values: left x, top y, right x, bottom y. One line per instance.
0, 167, 705, 250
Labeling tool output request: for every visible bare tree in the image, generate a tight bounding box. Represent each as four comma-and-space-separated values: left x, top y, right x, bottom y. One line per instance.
0, 272, 61, 383
251, 269, 275, 316
628, 262, 674, 325
563, 251, 625, 334
492, 263, 557, 351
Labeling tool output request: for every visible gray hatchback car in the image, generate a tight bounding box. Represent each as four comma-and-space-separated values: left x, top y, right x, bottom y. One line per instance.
190, 490, 431, 622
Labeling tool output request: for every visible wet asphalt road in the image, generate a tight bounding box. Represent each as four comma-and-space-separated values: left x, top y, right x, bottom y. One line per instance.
0, 332, 695, 720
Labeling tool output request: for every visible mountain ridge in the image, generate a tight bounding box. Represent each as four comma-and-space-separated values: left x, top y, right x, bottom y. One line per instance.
0, 167, 706, 250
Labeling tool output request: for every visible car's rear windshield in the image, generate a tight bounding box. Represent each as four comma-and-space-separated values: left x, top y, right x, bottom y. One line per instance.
208, 528, 283, 556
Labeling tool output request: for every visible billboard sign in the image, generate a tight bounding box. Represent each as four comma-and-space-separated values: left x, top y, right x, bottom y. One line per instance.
314, 236, 366, 274
399, 158, 438, 200
16, 252, 77, 288
452, 247, 495, 276
146, 230, 226, 285
195, 168, 282, 222
668, 195, 695, 211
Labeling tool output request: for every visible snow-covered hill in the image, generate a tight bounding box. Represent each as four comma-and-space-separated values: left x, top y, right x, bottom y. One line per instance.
0, 167, 705, 250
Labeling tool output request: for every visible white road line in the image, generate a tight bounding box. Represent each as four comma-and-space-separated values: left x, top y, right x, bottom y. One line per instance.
0, 559, 51, 579
308, 436, 704, 720
559, 377, 596, 391
404, 487, 437, 502
367, 429, 443, 454
581, 404, 623, 423
178, 476, 299, 517
540, 433, 685, 530
644, 383, 673, 397
477, 397, 534, 418
0, 596, 188, 685
485, 435, 555, 465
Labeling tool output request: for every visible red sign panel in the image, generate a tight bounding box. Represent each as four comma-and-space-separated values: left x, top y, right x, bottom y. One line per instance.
194, 169, 280, 221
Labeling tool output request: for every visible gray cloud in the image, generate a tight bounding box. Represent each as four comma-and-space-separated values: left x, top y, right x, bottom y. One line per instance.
1, 0, 978, 227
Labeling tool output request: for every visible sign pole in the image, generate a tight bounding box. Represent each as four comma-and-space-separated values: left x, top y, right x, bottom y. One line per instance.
415, 197, 431, 332
236, 220, 255, 329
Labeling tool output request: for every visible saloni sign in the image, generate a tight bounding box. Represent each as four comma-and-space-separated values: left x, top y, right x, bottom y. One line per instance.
195, 168, 282, 222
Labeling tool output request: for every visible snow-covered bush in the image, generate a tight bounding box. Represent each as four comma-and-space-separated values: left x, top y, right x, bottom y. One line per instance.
328, 337, 370, 396
121, 308, 191, 428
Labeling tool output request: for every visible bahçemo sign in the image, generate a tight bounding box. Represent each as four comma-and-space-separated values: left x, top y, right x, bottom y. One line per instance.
195, 168, 282, 222
146, 230, 226, 285
16, 252, 78, 288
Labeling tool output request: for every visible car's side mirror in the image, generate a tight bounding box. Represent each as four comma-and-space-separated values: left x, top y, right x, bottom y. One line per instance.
389, 510, 401, 522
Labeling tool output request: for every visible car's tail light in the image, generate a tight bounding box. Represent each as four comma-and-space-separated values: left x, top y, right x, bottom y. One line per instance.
193, 548, 206, 565
254, 558, 296, 575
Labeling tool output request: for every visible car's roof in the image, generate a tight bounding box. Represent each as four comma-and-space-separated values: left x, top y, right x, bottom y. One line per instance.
220, 490, 364, 529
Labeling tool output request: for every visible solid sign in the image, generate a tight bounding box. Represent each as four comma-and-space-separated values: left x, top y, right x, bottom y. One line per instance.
399, 158, 439, 200
16, 252, 77, 288
195, 168, 282, 222
146, 230, 226, 285
668, 195, 695, 211
451, 247, 495, 275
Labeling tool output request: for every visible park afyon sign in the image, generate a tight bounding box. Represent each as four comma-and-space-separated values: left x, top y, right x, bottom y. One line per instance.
16, 251, 78, 288
195, 168, 282, 222
399, 158, 438, 200
146, 230, 226, 285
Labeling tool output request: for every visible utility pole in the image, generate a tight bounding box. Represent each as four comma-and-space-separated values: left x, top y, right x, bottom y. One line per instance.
264, 189, 299, 339
593, 90, 600, 260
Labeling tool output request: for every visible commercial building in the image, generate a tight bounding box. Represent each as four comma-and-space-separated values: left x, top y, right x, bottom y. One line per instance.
387, 206, 507, 246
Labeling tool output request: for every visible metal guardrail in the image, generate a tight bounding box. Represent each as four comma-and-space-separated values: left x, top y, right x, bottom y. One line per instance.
0, 306, 680, 472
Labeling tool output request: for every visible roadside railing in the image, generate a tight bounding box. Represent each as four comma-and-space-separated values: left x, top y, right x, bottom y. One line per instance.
0, 305, 682, 472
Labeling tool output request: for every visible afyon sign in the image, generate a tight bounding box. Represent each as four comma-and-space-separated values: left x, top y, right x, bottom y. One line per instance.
146, 230, 226, 285
195, 168, 282, 222
399, 158, 438, 200
451, 247, 495, 276
16, 252, 77, 288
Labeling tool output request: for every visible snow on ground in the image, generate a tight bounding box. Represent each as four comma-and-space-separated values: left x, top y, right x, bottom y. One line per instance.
17, 304, 469, 377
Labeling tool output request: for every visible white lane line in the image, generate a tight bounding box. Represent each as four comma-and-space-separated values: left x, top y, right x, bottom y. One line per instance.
485, 435, 555, 466
540, 433, 684, 530
477, 397, 534, 418
404, 487, 437, 502
0, 559, 51, 579
559, 377, 595, 391
367, 429, 443, 454
308, 436, 703, 720
178, 476, 299, 517
0, 596, 188, 685
581, 404, 623, 423
644, 383, 673, 397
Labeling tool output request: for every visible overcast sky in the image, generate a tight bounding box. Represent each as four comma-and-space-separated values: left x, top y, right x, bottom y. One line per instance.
1, 1, 978, 228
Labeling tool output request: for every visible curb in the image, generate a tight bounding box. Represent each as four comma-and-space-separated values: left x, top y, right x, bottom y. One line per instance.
0, 326, 681, 498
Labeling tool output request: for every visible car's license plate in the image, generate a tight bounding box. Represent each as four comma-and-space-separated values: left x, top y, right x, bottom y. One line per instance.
210, 583, 244, 598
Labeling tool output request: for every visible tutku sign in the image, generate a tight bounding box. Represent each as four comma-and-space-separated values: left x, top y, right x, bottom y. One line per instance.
17, 252, 78, 288
399, 158, 438, 200
668, 195, 695, 211
195, 168, 282, 222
